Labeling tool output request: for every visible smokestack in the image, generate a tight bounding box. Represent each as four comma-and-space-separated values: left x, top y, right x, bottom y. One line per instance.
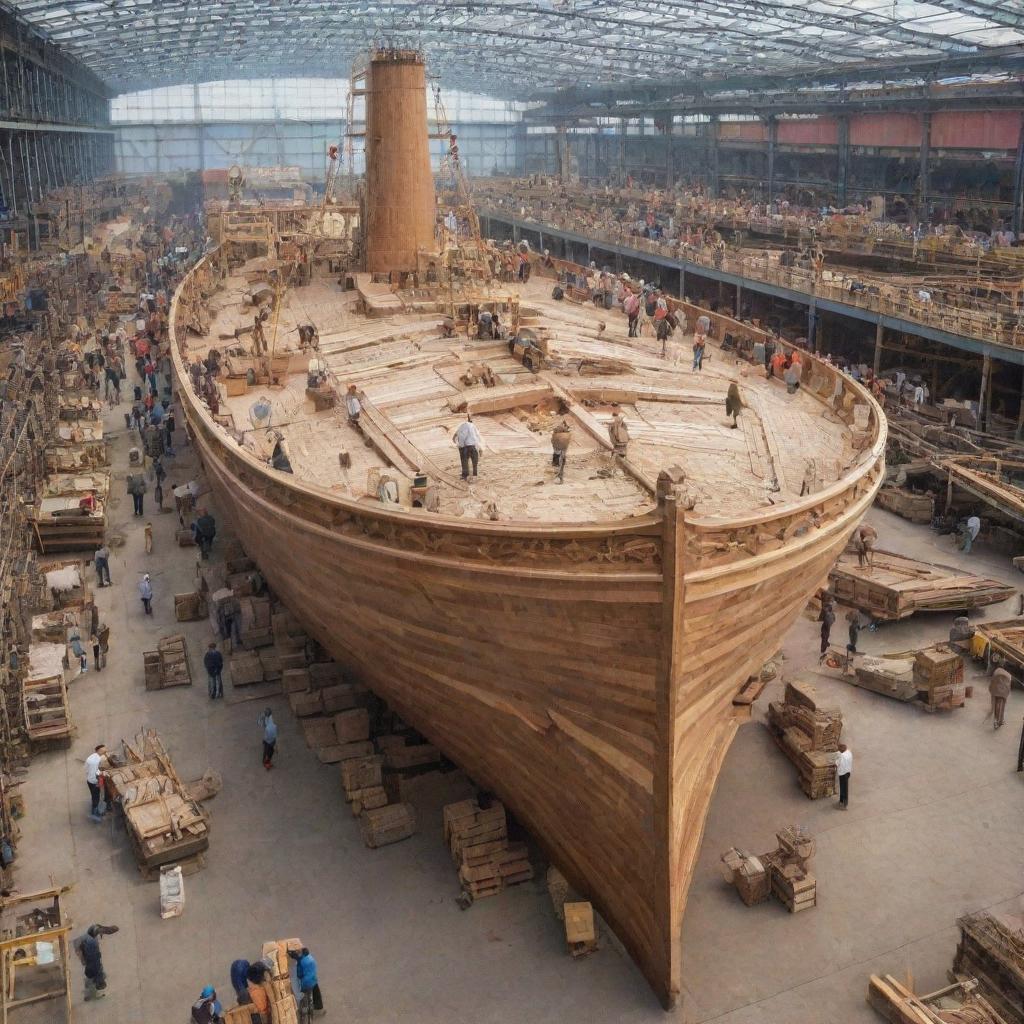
363, 50, 437, 275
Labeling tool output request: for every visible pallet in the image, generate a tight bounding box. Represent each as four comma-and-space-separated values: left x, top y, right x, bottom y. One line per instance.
143, 635, 192, 690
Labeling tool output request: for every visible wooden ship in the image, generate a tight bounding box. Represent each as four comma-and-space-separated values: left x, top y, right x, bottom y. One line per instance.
169, 48, 886, 1009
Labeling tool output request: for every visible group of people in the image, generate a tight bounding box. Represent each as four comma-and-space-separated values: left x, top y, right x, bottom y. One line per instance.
191, 946, 323, 1022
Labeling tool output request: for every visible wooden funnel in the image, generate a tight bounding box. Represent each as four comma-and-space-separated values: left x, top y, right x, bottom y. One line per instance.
364, 50, 437, 274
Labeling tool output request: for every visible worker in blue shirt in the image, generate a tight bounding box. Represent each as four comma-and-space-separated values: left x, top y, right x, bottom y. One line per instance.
259, 708, 277, 769
288, 947, 323, 1016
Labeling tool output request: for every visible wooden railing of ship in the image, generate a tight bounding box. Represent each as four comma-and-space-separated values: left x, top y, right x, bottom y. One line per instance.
170, 242, 886, 1009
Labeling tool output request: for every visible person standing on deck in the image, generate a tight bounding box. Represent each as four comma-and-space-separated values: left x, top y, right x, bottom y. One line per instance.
725, 382, 744, 428
623, 290, 640, 338
834, 743, 852, 809
85, 744, 108, 821
692, 332, 706, 372
608, 407, 630, 455
452, 415, 483, 481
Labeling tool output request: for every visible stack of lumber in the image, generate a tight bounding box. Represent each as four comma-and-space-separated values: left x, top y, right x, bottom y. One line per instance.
852, 645, 965, 710
874, 485, 935, 524
867, 973, 1008, 1024
444, 798, 533, 902
23, 672, 72, 744
103, 730, 210, 871
31, 494, 106, 553
829, 550, 1015, 621
360, 802, 417, 848
143, 635, 192, 690
765, 680, 842, 799
340, 755, 387, 814
953, 912, 1024, 1024
768, 826, 817, 914
914, 647, 965, 709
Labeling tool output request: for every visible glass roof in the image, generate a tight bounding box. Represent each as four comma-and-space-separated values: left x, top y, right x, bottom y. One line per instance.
11, 0, 1024, 100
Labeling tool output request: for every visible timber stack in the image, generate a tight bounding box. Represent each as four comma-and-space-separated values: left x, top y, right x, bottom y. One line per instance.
765, 680, 842, 798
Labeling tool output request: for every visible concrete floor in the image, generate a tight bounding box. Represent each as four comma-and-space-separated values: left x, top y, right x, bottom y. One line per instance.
16, 386, 1024, 1024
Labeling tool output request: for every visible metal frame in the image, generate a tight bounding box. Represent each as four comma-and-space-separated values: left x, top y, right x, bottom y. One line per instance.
9, 1, 1024, 99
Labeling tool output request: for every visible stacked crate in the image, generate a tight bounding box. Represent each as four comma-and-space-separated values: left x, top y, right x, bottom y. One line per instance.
443, 798, 533, 902
765, 680, 842, 799
340, 755, 387, 815
913, 647, 965, 709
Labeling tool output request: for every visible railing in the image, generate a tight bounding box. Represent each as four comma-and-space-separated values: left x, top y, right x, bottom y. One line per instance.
478, 202, 1024, 348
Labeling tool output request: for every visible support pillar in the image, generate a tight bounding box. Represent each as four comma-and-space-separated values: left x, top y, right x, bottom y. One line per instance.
512, 223, 520, 245
1013, 113, 1024, 237
1016, 369, 1024, 441
617, 119, 626, 185
766, 116, 777, 205
538, 230, 544, 254
735, 283, 742, 319
679, 267, 685, 300
917, 112, 931, 224
978, 352, 991, 433
837, 116, 849, 208
807, 301, 818, 353
708, 116, 720, 198
872, 321, 883, 375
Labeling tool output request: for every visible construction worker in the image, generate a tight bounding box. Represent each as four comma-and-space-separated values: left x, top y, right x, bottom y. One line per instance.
989, 666, 1011, 729
452, 414, 483, 480
204, 642, 224, 700
551, 419, 571, 481
854, 524, 877, 567
345, 384, 361, 426
74, 924, 118, 1000
259, 709, 278, 769
191, 985, 222, 1024
194, 508, 217, 560
725, 382, 744, 428
608, 407, 630, 455
288, 947, 324, 1016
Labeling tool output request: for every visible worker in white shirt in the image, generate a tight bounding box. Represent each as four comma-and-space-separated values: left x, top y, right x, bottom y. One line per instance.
85, 744, 108, 822
452, 414, 483, 480
834, 743, 852, 809
961, 514, 982, 553
913, 383, 925, 407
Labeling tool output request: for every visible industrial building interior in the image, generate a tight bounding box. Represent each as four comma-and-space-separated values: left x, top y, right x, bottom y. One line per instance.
0, 2, 1023, 1023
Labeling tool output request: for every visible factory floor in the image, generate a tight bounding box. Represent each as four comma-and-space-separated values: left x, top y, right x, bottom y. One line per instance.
15, 389, 1024, 1024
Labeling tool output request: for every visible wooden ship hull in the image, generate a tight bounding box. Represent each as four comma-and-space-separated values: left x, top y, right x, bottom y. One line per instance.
170, 247, 886, 1006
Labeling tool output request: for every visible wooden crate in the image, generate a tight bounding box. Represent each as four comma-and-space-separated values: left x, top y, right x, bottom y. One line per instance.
143, 635, 192, 690
334, 708, 370, 743
565, 901, 598, 957
770, 863, 817, 913
360, 802, 416, 848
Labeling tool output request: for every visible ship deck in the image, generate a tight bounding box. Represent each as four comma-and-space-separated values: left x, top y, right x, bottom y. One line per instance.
191, 263, 859, 524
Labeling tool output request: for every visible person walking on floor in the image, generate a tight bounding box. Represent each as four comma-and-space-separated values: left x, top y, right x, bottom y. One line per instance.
85, 744, 107, 822
194, 508, 217, 560
989, 666, 1011, 729
74, 924, 118, 1001
91, 632, 102, 672
961, 514, 982, 554
127, 472, 147, 516
204, 642, 224, 700
452, 415, 483, 481
138, 573, 153, 615
692, 332, 706, 372
94, 543, 111, 587
288, 946, 325, 1017
834, 742, 852, 809
259, 708, 277, 769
